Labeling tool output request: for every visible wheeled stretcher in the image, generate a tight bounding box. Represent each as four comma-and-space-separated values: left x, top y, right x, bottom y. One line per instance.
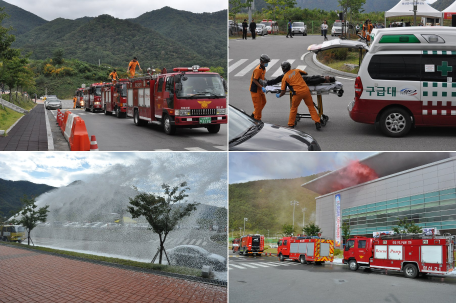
264, 81, 344, 126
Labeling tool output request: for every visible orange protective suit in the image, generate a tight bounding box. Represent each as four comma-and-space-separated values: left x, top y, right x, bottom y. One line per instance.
281, 69, 320, 127
73, 96, 77, 109
249, 64, 266, 120
128, 60, 141, 77
109, 71, 118, 83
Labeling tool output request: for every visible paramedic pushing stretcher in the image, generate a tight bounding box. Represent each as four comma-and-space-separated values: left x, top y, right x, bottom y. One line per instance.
250, 54, 271, 121
275, 61, 322, 130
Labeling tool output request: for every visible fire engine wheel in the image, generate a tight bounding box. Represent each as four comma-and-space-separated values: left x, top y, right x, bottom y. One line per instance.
379, 107, 412, 137
163, 115, 176, 135
207, 124, 220, 134
349, 259, 359, 271
279, 253, 285, 262
300, 256, 306, 264
404, 264, 419, 279
115, 107, 122, 118
91, 106, 95, 113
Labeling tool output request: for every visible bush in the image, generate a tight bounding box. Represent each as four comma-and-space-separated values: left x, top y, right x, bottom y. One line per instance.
334, 248, 343, 257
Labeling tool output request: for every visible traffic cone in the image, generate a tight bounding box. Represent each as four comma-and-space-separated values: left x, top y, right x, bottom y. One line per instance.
90, 135, 99, 151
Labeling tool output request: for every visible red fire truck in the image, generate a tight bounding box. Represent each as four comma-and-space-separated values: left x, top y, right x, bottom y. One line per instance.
126, 66, 227, 135
102, 79, 129, 118
74, 88, 84, 108
84, 83, 104, 112
238, 234, 264, 256
232, 238, 240, 253
343, 234, 455, 278
277, 236, 334, 264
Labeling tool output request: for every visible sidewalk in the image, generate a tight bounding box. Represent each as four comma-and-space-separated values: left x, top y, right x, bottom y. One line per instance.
0, 245, 226, 303
0, 105, 48, 151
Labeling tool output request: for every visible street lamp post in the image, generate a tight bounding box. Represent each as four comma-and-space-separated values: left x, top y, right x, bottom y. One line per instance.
239, 227, 242, 237
244, 218, 248, 235
302, 207, 307, 229
290, 201, 299, 230
413, 0, 417, 26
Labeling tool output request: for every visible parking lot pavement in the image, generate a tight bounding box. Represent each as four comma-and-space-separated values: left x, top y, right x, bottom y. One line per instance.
0, 245, 226, 303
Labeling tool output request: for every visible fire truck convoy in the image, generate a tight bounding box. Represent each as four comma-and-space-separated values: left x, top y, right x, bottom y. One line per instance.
126, 66, 227, 135
83, 83, 104, 112
343, 234, 455, 278
277, 236, 335, 264
237, 234, 265, 256
101, 79, 129, 118
74, 88, 84, 108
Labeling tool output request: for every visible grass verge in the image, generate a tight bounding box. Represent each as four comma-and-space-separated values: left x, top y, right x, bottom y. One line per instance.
2, 93, 37, 111
1, 241, 202, 277
317, 49, 362, 74
0, 106, 24, 132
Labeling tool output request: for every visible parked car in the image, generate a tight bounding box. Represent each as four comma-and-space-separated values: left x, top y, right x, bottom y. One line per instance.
229, 105, 321, 151
291, 21, 307, 36
45, 98, 62, 110
229, 20, 238, 36
255, 24, 268, 36
167, 245, 227, 271
331, 20, 349, 36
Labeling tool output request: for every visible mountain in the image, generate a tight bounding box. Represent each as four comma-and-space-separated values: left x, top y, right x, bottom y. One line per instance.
251, 0, 401, 13
0, 0, 47, 35
229, 173, 327, 236
130, 7, 227, 66
0, 178, 56, 217
431, 0, 453, 10
13, 14, 213, 70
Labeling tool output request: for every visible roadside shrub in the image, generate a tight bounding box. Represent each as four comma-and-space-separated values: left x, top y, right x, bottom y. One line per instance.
334, 248, 343, 257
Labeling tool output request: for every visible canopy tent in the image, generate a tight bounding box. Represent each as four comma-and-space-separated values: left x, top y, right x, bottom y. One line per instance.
443, 1, 456, 19
385, 0, 443, 25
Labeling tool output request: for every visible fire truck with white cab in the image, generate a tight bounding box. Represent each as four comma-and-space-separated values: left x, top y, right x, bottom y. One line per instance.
126, 65, 227, 135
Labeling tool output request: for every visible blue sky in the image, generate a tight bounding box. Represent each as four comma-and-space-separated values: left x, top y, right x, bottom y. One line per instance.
0, 152, 227, 207
229, 152, 377, 184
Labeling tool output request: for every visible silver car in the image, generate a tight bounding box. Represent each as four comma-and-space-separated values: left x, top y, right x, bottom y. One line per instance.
45, 98, 62, 110
255, 24, 268, 36
292, 22, 307, 36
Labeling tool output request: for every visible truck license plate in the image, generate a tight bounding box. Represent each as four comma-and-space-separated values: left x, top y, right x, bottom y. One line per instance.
199, 117, 211, 124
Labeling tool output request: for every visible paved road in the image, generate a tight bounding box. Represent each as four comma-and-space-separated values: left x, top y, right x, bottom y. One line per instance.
1, 245, 226, 303
229, 35, 456, 150
228, 251, 456, 303
50, 100, 227, 151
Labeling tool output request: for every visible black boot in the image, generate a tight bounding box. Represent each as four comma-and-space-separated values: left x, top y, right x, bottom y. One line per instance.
315, 122, 321, 130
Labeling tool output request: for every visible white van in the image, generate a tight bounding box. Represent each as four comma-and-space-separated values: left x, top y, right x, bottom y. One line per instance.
308, 27, 456, 137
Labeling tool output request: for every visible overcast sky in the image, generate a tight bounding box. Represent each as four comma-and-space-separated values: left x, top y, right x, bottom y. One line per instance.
3, 0, 227, 21
229, 152, 377, 184
0, 152, 227, 207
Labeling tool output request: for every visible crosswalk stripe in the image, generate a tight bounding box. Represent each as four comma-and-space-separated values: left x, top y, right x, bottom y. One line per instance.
229, 264, 247, 269
271, 59, 295, 77
214, 146, 227, 150
296, 65, 307, 71
175, 239, 184, 245
251, 263, 270, 268
229, 59, 248, 74
241, 263, 260, 268
195, 239, 202, 246
234, 60, 260, 77
188, 239, 196, 245
184, 147, 207, 151
229, 59, 233, 62
202, 241, 207, 246
181, 239, 190, 245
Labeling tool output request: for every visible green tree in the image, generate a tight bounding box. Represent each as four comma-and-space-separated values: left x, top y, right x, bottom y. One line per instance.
342, 219, 351, 242
53, 49, 64, 65
0, 8, 15, 58
0, 51, 33, 103
264, 0, 297, 21
229, 0, 254, 24
10, 196, 49, 246
392, 218, 423, 234
303, 222, 321, 236
282, 223, 295, 236
127, 182, 198, 265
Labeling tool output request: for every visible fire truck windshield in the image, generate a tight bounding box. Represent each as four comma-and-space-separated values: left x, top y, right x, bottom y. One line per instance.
94, 88, 102, 96
119, 84, 127, 97
177, 74, 225, 98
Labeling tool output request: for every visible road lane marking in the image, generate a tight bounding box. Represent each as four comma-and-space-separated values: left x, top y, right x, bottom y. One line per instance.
336, 76, 355, 81
181, 239, 190, 245
189, 239, 196, 245
301, 52, 310, 61
175, 239, 184, 245
195, 239, 202, 246
271, 59, 295, 77
240, 263, 259, 268
234, 60, 261, 77
296, 65, 307, 71
229, 264, 246, 269
229, 59, 248, 74
44, 107, 54, 151
229, 59, 233, 62
185, 147, 207, 151
214, 146, 227, 150
202, 241, 207, 246
155, 149, 173, 151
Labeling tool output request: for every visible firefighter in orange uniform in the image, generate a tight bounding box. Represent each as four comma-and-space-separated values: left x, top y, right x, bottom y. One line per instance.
362, 20, 368, 41
368, 20, 374, 41
109, 69, 118, 83
276, 61, 322, 130
250, 54, 270, 121
127, 57, 142, 78
73, 95, 77, 109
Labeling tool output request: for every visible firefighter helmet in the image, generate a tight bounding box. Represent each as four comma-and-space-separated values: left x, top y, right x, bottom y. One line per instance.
260, 54, 271, 63
281, 61, 291, 73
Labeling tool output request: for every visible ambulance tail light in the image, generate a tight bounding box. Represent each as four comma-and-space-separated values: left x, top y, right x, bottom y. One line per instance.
354, 76, 363, 99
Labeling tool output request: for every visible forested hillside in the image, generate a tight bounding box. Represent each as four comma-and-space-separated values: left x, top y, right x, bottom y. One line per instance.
0, 178, 55, 217
431, 0, 454, 10
0, 0, 46, 35
130, 7, 226, 67
229, 173, 327, 236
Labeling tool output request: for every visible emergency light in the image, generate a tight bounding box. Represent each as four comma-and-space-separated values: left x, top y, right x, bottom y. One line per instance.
173, 67, 210, 72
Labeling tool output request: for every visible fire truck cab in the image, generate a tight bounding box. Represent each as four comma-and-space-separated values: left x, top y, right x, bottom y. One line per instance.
277, 236, 334, 264
84, 83, 104, 112
343, 234, 455, 278
126, 66, 227, 135
232, 238, 240, 253
308, 27, 456, 137
238, 234, 264, 256
74, 88, 84, 108
102, 79, 129, 118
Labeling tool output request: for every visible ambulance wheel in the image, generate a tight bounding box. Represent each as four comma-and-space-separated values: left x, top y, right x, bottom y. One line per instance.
404, 264, 418, 279
349, 259, 359, 271
279, 253, 285, 262
163, 115, 176, 135
300, 256, 306, 264
379, 107, 411, 137
207, 124, 220, 134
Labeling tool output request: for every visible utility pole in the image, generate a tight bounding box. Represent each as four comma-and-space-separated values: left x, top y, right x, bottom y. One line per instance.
290, 201, 299, 229
244, 217, 248, 235
239, 227, 242, 237
302, 207, 307, 229
413, 0, 417, 26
